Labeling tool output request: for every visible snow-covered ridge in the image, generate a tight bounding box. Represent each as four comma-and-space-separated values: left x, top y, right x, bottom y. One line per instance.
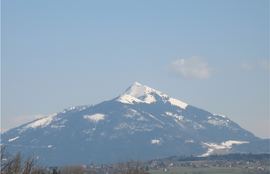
18, 105, 92, 133
117, 82, 188, 109
213, 114, 226, 118
205, 116, 236, 130
60, 105, 91, 113
19, 113, 58, 134
168, 98, 188, 109
207, 119, 229, 127
117, 82, 160, 104
117, 94, 154, 104
126, 82, 168, 98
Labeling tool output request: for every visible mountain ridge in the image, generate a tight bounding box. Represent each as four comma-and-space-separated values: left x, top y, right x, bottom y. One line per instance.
2, 82, 266, 166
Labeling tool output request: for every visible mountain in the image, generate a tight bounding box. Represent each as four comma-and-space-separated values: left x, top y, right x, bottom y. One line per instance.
1, 82, 267, 166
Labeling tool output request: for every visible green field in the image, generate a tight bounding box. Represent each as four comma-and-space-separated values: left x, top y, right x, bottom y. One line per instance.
149, 166, 240, 174
149, 166, 269, 174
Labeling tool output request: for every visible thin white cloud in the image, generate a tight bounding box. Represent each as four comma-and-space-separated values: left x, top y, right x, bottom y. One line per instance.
1, 114, 45, 133
250, 118, 270, 139
258, 59, 269, 69
167, 56, 212, 79
11, 114, 45, 125
1, 128, 9, 133
240, 61, 253, 70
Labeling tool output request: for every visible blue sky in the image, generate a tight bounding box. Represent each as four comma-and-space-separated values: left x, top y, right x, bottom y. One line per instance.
1, 0, 269, 139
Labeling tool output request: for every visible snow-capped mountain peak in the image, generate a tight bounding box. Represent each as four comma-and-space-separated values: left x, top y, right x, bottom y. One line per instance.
117, 82, 188, 109
2, 82, 264, 166
124, 82, 165, 98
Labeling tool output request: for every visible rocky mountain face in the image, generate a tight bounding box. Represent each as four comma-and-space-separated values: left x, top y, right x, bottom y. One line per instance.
1, 82, 266, 166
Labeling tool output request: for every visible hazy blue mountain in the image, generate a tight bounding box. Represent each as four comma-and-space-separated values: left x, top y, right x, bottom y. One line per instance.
1, 82, 265, 166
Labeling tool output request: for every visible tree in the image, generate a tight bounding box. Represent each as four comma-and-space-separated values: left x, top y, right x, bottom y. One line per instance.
52, 168, 59, 174
73, 165, 83, 174
60, 165, 83, 174
1, 144, 13, 173
118, 159, 149, 174
4, 151, 22, 174
0, 145, 45, 174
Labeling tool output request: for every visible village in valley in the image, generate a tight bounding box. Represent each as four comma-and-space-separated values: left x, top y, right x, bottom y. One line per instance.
44, 153, 270, 174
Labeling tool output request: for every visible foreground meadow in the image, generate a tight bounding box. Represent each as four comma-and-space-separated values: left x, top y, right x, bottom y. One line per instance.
149, 165, 269, 174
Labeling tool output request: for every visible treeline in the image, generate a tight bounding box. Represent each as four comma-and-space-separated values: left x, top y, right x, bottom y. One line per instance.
51, 161, 150, 174
1, 145, 149, 174
154, 153, 270, 162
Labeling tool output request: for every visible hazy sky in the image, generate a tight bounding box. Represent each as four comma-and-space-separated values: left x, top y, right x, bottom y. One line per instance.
1, 0, 269, 139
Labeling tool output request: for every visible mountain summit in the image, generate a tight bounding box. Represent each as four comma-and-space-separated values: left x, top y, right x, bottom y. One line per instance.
117, 82, 187, 108
1, 83, 265, 166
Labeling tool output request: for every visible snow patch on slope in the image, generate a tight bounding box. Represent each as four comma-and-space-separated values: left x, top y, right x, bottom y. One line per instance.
9, 136, 19, 142
123, 108, 142, 118
185, 140, 194, 143
165, 112, 184, 121
50, 125, 65, 129
114, 122, 157, 132
193, 122, 206, 130
151, 140, 160, 144
147, 113, 165, 124
84, 114, 105, 123
199, 140, 249, 157
221, 140, 249, 147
